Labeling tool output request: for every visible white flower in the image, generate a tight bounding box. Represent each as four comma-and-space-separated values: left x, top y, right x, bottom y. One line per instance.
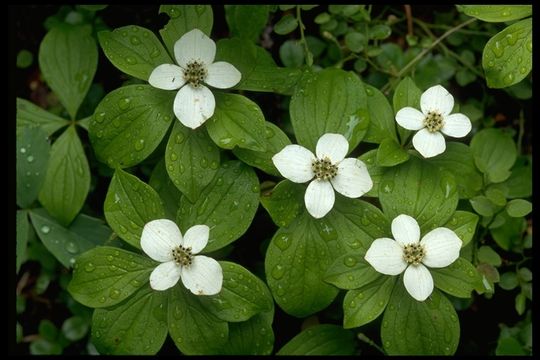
141, 219, 223, 295
148, 28, 241, 129
272, 133, 373, 219
395, 85, 472, 158
364, 214, 462, 301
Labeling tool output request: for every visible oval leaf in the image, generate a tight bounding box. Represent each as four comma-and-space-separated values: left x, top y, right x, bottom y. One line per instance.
460, 5, 532, 22
470, 128, 517, 183
98, 25, 172, 81
442, 211, 479, 247
89, 85, 174, 168
343, 275, 396, 328
379, 156, 459, 233
431, 258, 483, 298
168, 283, 229, 355
177, 161, 259, 252
16, 98, 69, 137
38, 126, 90, 226
324, 253, 382, 290
104, 168, 166, 249
376, 137, 410, 167
506, 199, 532, 217
363, 84, 397, 143
260, 180, 305, 228
68, 246, 155, 308
38, 24, 98, 119
290, 68, 370, 151
265, 198, 389, 317
381, 285, 460, 355
148, 159, 182, 220
166, 122, 220, 202
482, 18, 532, 88
225, 5, 269, 42
200, 261, 273, 322
92, 285, 168, 355
207, 93, 267, 151
277, 324, 356, 355
217, 312, 274, 355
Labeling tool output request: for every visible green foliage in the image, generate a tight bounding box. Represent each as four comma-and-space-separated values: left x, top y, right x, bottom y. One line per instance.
277, 324, 356, 355
225, 5, 269, 42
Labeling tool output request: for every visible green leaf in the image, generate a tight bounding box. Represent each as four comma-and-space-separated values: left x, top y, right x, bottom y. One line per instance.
469, 195, 497, 217
92, 285, 168, 355
16, 127, 50, 208
379, 156, 458, 233
382, 285, 459, 355
168, 283, 229, 355
290, 68, 370, 151
39, 319, 58, 342
363, 84, 398, 144
68, 246, 154, 308
260, 180, 304, 228
159, 5, 213, 57
279, 40, 304, 68
16, 49, 33, 68
515, 292, 526, 315
89, 85, 174, 169
482, 18, 532, 88
427, 142, 483, 199
148, 159, 182, 220
207, 93, 267, 151
496, 336, 528, 355
200, 261, 273, 322
97, 25, 172, 81
225, 5, 269, 42
165, 123, 219, 202
442, 211, 479, 247
376, 138, 410, 167
233, 122, 292, 176
369, 24, 392, 40
218, 312, 274, 355
62, 316, 89, 341
343, 275, 396, 328
490, 213, 526, 251
16, 210, 30, 272
30, 339, 62, 355
274, 14, 298, 35
502, 163, 532, 198
78, 5, 108, 11
38, 126, 90, 226
344, 32, 365, 53
215, 38, 304, 95
16, 98, 69, 137
393, 77, 421, 144
506, 199, 532, 217
38, 24, 98, 119
499, 272, 519, 290
29, 209, 106, 268
277, 324, 356, 355
265, 198, 389, 317
460, 5, 532, 22
431, 258, 482, 298
358, 149, 385, 197
324, 253, 382, 290
177, 161, 259, 252
486, 187, 507, 207
104, 168, 166, 249
476, 246, 502, 266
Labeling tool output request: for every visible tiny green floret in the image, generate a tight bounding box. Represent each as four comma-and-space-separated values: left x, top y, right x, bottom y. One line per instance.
403, 243, 425, 265
183, 60, 208, 88
312, 157, 338, 181
172, 245, 193, 266
423, 111, 444, 132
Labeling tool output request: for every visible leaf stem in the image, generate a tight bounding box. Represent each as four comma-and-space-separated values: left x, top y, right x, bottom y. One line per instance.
357, 333, 387, 355
381, 17, 477, 94
296, 6, 313, 66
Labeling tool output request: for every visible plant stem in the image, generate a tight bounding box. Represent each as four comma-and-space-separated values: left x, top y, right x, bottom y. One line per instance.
296, 6, 313, 66
357, 333, 387, 355
381, 17, 477, 94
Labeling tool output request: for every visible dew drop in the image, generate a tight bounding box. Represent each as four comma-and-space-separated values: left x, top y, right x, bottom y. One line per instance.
503, 73, 514, 85
20, 147, 27, 154
118, 97, 132, 110
170, 152, 178, 161
274, 234, 291, 251
175, 132, 185, 144
26, 155, 35, 163
84, 262, 95, 272
134, 139, 145, 151
109, 288, 121, 299
271, 264, 285, 279
65, 241, 79, 254
344, 256, 357, 267
491, 41, 504, 58
150, 48, 160, 58
130, 36, 141, 45
169, 7, 180, 18
40, 225, 51, 234
125, 56, 137, 65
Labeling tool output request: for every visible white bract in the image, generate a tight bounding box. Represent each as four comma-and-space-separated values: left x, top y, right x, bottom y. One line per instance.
364, 214, 462, 301
148, 28, 241, 129
272, 133, 373, 219
395, 85, 472, 158
141, 219, 223, 295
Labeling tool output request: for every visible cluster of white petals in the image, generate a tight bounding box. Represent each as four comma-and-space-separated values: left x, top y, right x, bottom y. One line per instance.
149, 28, 241, 129
395, 85, 472, 158
141, 219, 222, 295
365, 214, 462, 301
272, 133, 372, 219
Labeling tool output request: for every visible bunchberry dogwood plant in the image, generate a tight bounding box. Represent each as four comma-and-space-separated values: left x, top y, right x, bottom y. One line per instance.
16, 4, 532, 357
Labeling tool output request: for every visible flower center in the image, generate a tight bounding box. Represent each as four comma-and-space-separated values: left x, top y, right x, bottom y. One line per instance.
403, 243, 425, 265
183, 60, 207, 88
312, 157, 338, 181
423, 111, 444, 132
172, 245, 193, 267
